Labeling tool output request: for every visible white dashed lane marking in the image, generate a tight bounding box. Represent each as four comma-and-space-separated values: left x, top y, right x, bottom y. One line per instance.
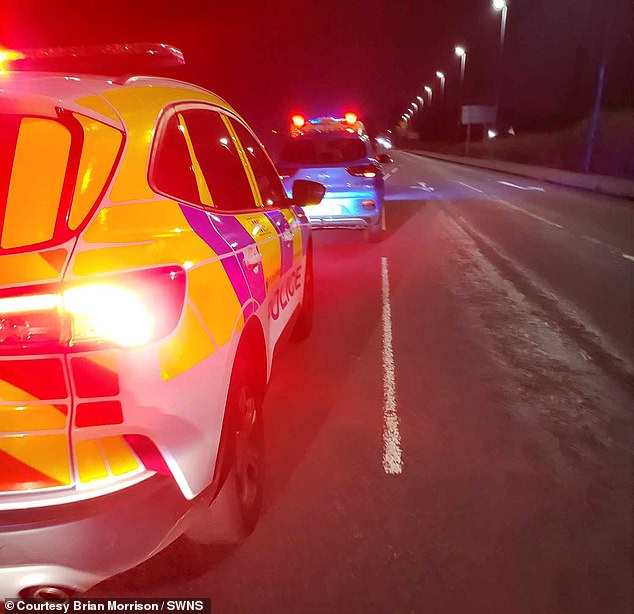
494, 198, 564, 229
381, 256, 402, 475
498, 180, 545, 192
384, 167, 399, 181
457, 181, 483, 193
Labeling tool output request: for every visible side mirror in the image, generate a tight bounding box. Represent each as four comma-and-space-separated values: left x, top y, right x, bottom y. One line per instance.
292, 179, 326, 207
376, 153, 393, 164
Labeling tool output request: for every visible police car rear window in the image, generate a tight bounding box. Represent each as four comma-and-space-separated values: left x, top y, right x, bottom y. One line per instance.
279, 138, 367, 165
0, 113, 122, 253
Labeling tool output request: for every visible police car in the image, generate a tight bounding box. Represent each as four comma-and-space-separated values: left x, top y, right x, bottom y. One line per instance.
0, 44, 325, 599
277, 114, 392, 242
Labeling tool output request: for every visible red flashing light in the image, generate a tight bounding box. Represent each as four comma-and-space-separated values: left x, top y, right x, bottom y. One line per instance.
0, 49, 25, 73
344, 112, 358, 125
291, 114, 305, 128
346, 164, 378, 179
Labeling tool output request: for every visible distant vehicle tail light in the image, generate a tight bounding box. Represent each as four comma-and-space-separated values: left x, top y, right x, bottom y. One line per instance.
346, 164, 379, 179
291, 115, 305, 128
0, 266, 185, 354
277, 167, 298, 179
344, 112, 358, 125
361, 200, 376, 211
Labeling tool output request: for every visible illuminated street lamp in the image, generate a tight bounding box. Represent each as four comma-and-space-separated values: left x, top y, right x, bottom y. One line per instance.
411, 102, 419, 111
435, 71, 445, 98
424, 85, 433, 104
455, 45, 467, 84
493, 0, 508, 48
493, 0, 508, 112
416, 95, 424, 105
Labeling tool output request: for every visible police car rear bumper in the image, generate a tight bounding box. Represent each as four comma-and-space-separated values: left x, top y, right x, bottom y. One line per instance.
308, 216, 374, 230
0, 475, 205, 598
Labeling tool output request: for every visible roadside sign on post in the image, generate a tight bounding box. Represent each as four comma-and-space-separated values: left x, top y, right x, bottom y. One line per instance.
461, 105, 496, 155
461, 105, 496, 125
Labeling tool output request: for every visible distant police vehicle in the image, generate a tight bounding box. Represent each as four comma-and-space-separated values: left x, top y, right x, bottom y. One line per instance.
277, 113, 392, 243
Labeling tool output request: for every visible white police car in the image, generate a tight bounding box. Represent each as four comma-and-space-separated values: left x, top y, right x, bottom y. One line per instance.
0, 43, 325, 599
277, 114, 392, 242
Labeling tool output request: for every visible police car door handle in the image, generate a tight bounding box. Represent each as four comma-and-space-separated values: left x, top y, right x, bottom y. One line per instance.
281, 229, 294, 242
243, 245, 262, 270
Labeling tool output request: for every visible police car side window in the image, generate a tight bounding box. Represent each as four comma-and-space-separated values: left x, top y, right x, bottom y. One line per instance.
230, 120, 288, 208
181, 109, 255, 212
152, 113, 201, 206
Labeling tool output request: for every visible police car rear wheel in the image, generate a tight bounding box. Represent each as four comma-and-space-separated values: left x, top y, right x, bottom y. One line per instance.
368, 223, 385, 243
368, 209, 385, 243
234, 384, 262, 520
185, 363, 264, 545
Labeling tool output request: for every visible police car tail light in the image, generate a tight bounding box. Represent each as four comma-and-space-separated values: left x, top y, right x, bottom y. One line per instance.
64, 284, 154, 347
0, 266, 186, 354
291, 115, 305, 128
0, 293, 65, 352
346, 164, 378, 178
344, 112, 358, 125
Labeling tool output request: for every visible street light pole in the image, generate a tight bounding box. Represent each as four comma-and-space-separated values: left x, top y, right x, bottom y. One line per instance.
435, 71, 445, 99
455, 46, 467, 85
582, 1, 616, 173
493, 0, 508, 115
424, 86, 433, 105
493, 0, 508, 48
455, 46, 468, 148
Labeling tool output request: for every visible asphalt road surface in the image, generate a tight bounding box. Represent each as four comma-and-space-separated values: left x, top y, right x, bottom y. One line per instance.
91, 151, 633, 614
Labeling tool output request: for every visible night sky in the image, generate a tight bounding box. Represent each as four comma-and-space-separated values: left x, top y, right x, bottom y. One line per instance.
0, 0, 631, 136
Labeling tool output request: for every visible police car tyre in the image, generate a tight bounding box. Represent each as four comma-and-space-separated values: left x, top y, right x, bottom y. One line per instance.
19, 586, 76, 600
185, 358, 264, 545
368, 223, 385, 243
368, 208, 385, 243
291, 246, 314, 341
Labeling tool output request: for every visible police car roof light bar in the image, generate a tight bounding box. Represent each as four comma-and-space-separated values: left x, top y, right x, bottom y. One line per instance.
1, 43, 185, 72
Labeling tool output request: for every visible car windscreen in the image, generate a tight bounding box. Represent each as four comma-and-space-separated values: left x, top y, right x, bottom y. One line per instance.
279, 137, 367, 165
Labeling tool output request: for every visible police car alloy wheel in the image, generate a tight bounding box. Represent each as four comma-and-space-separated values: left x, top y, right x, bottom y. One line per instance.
233, 382, 264, 526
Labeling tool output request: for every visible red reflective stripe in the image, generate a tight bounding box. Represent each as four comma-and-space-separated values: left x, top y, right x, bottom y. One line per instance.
124, 434, 171, 476
0, 358, 67, 399
75, 400, 123, 428
70, 357, 119, 398
39, 248, 68, 272
0, 449, 63, 490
